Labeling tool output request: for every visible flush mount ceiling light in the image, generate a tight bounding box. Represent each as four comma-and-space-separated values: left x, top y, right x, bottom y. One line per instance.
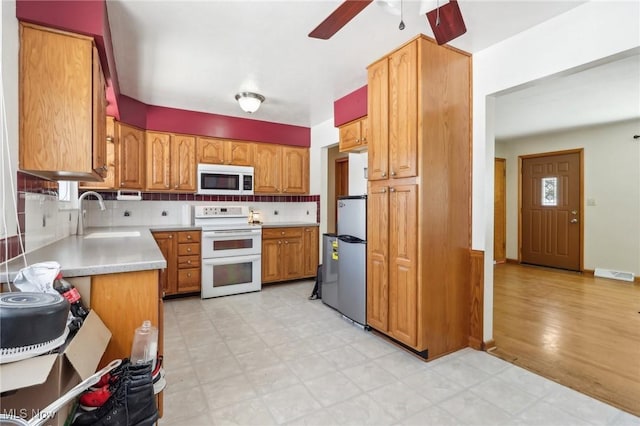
235, 92, 265, 113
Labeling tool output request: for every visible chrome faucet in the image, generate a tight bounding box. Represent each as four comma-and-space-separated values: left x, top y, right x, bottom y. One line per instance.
77, 191, 106, 236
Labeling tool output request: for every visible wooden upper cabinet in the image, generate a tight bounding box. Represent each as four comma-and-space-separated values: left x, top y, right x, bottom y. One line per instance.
227, 141, 254, 166
197, 137, 254, 166
197, 137, 225, 164
339, 117, 368, 153
254, 143, 281, 193
281, 146, 309, 194
146, 131, 172, 190
388, 42, 418, 179
19, 23, 106, 181
81, 116, 117, 189
254, 144, 309, 194
147, 132, 196, 192
117, 123, 145, 189
172, 135, 196, 191
367, 58, 389, 181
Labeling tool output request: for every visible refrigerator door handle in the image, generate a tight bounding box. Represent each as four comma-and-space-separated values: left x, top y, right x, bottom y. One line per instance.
337, 235, 366, 244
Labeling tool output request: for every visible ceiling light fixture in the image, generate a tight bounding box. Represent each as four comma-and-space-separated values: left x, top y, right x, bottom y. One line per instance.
235, 92, 265, 113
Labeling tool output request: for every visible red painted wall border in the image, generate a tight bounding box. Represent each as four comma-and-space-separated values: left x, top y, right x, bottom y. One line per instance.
334, 85, 367, 127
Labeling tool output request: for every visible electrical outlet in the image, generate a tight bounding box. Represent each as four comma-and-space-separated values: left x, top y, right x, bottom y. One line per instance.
124, 210, 131, 217
161, 211, 168, 216
306, 210, 309, 215
274, 210, 279, 215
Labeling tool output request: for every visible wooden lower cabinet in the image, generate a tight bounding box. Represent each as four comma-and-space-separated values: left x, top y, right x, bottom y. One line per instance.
89, 269, 163, 417
153, 230, 201, 297
262, 226, 319, 283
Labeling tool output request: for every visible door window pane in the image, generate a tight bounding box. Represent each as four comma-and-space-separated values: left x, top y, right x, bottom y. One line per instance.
542, 177, 558, 206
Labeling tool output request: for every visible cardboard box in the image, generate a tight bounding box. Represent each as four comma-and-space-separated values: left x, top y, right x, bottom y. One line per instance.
0, 311, 111, 425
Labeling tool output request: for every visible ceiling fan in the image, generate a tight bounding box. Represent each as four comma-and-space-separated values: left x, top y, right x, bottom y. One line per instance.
308, 0, 466, 45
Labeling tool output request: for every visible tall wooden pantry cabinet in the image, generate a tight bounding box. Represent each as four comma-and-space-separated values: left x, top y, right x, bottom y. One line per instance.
366, 35, 471, 360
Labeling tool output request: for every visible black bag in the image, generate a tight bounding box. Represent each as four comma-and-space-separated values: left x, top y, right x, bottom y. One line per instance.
309, 265, 322, 300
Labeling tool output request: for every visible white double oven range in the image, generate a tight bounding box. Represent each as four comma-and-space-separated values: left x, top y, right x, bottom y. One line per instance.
193, 206, 262, 299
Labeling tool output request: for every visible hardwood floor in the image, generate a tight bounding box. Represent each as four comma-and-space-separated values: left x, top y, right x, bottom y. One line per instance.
491, 263, 640, 416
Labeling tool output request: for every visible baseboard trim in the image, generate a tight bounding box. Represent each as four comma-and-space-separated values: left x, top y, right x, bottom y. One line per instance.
469, 336, 482, 350
482, 339, 496, 351
506, 258, 519, 264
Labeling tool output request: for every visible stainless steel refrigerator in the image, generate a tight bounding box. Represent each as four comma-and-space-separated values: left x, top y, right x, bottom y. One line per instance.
336, 195, 367, 326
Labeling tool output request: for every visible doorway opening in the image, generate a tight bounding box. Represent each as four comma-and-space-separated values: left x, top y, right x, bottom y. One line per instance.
326, 145, 348, 234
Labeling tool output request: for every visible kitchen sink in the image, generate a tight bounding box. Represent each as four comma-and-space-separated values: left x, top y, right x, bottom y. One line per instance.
84, 231, 141, 239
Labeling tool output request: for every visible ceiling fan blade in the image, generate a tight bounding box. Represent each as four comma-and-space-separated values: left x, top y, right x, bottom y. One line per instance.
426, 0, 466, 45
309, 0, 374, 40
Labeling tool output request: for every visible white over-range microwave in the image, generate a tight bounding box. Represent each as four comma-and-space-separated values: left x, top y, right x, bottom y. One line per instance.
197, 164, 254, 195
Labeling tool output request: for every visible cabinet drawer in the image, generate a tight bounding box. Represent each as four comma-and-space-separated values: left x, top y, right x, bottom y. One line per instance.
178, 268, 200, 284
178, 255, 200, 269
262, 227, 303, 239
178, 243, 200, 256
178, 231, 200, 243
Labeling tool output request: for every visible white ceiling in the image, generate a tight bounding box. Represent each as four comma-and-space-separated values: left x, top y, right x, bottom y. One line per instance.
106, 0, 638, 138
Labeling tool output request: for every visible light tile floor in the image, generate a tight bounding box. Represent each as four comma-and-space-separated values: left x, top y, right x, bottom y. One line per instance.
158, 280, 640, 426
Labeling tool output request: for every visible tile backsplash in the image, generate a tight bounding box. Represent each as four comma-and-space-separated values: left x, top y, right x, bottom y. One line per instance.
1, 175, 320, 264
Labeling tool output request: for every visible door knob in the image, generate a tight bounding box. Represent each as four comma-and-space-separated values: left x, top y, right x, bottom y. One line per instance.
571, 210, 578, 215
570, 218, 578, 223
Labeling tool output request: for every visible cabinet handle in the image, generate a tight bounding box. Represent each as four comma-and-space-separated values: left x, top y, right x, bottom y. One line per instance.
284, 241, 289, 244
187, 235, 192, 240
390, 188, 396, 192
381, 188, 387, 193
278, 241, 282, 245
120, 182, 125, 186
356, 138, 360, 143
187, 247, 192, 252
187, 272, 192, 278
391, 171, 396, 176
169, 235, 173, 239
174, 185, 178, 189
382, 172, 387, 177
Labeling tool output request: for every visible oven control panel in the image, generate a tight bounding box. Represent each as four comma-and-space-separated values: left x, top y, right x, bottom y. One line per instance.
194, 205, 249, 218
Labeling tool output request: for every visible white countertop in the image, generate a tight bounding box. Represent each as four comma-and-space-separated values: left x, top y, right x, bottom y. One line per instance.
0, 226, 191, 282
261, 222, 319, 228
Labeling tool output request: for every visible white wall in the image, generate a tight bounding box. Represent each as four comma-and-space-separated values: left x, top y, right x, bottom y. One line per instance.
496, 119, 640, 276
1, 0, 18, 241
310, 118, 339, 239
474, 1, 640, 342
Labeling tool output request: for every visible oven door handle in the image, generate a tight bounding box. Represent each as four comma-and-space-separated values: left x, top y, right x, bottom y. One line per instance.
202, 255, 262, 266
202, 229, 262, 237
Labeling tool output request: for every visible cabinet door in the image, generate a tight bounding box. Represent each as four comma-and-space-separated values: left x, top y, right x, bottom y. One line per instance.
227, 141, 254, 166
360, 117, 369, 148
19, 24, 94, 179
81, 116, 116, 189
388, 184, 418, 347
366, 183, 389, 332
172, 134, 196, 191
197, 137, 225, 164
367, 59, 389, 181
282, 237, 304, 279
146, 132, 172, 191
261, 239, 282, 283
388, 41, 418, 179
92, 46, 107, 178
254, 144, 281, 193
339, 120, 362, 152
303, 227, 319, 277
281, 147, 309, 194
153, 232, 177, 297
118, 123, 145, 189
